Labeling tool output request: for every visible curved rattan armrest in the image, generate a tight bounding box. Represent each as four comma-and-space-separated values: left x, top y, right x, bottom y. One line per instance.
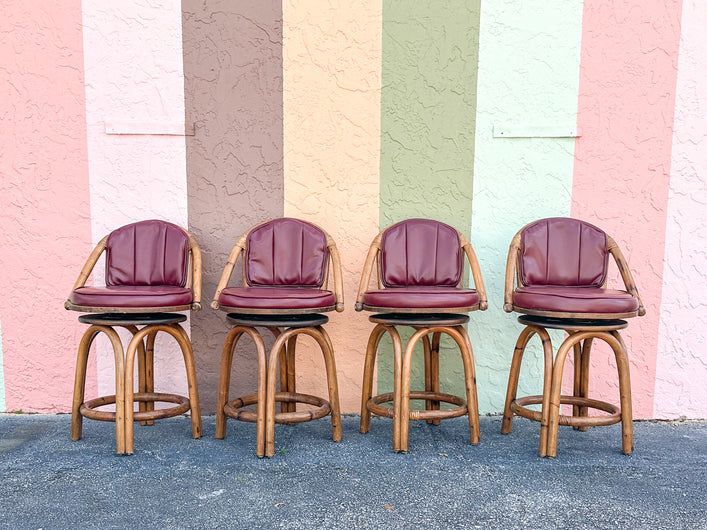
64, 235, 109, 310
503, 232, 522, 312
355, 232, 383, 311
325, 235, 345, 312
459, 233, 488, 311
607, 236, 646, 317
186, 231, 203, 311
210, 234, 247, 310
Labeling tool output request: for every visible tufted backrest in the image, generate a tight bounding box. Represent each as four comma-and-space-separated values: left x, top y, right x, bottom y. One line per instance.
245, 218, 329, 287
105, 220, 190, 287
380, 219, 462, 287
519, 218, 608, 287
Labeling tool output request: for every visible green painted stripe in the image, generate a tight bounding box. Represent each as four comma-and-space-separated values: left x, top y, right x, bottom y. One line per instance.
378, 0, 482, 401
469, 1, 584, 413
0, 315, 5, 412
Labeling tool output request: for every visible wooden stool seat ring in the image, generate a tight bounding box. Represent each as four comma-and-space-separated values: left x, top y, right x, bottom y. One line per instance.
360, 313, 480, 453
224, 392, 330, 423
71, 312, 202, 455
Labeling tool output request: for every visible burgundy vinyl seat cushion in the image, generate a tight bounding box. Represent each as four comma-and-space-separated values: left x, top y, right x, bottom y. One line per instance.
513, 286, 638, 315
362, 286, 479, 310
105, 220, 190, 287
70, 285, 193, 308
245, 218, 328, 287
218, 286, 336, 311
380, 219, 462, 287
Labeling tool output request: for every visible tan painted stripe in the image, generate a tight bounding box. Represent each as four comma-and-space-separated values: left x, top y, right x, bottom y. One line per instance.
283, 1, 382, 413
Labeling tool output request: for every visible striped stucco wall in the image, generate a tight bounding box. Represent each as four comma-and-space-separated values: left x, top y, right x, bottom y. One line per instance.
0, 1, 705, 420
0, 0, 93, 412
283, 0, 382, 413
571, 0, 683, 418
377, 0, 481, 402
82, 0, 191, 402
469, 0, 584, 413
654, 0, 707, 419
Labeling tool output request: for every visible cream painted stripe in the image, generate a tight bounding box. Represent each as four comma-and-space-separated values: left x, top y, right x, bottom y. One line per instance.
82, 1, 189, 398
469, 1, 584, 413
654, 0, 707, 419
0, 315, 5, 412
283, 0, 382, 413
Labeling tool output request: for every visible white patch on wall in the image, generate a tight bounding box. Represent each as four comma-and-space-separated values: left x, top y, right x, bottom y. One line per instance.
82, 1, 189, 401
654, 0, 707, 419
469, 0, 584, 414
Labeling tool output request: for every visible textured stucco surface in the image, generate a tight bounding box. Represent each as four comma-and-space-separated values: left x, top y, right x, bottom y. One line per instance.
183, 0, 284, 413
82, 1, 191, 400
0, 317, 5, 411
0, 0, 93, 412
572, 1, 682, 418
469, 1, 583, 414
377, 1, 481, 403
283, 0, 382, 413
654, 0, 707, 419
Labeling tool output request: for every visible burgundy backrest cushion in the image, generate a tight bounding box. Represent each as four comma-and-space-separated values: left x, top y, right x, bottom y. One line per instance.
245, 218, 328, 287
105, 220, 190, 287
519, 218, 608, 287
380, 219, 462, 287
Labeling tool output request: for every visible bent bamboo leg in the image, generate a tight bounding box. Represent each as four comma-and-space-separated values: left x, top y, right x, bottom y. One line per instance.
457, 326, 480, 445
537, 327, 554, 457
547, 332, 590, 458
501, 326, 539, 434
145, 330, 157, 424
286, 335, 298, 414
316, 326, 342, 443
72, 327, 100, 441
359, 324, 389, 433
268, 327, 289, 414
172, 324, 202, 439
125, 325, 148, 425
216, 327, 242, 439
266, 331, 291, 457
572, 332, 582, 423
423, 334, 432, 422
577, 338, 593, 431
390, 327, 404, 452
611, 331, 633, 454
431, 332, 441, 425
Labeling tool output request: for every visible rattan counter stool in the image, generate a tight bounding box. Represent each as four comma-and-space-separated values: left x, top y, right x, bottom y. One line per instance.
356, 219, 487, 453
65, 220, 202, 454
212, 218, 344, 458
501, 218, 645, 457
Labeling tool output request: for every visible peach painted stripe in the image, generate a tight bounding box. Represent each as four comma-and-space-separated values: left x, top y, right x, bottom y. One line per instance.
82, 2, 190, 399
0, 1, 93, 412
572, 1, 682, 418
654, 0, 707, 419
283, 0, 382, 413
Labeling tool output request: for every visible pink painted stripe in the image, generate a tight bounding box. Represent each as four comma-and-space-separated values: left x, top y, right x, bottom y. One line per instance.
571, 1, 682, 418
0, 1, 94, 412
654, 0, 707, 419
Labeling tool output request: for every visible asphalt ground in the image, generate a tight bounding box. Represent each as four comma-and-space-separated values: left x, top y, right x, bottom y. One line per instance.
0, 414, 705, 529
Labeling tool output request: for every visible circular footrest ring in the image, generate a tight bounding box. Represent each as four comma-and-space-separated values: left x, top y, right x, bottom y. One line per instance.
80, 392, 190, 422
368, 391, 467, 420
511, 395, 621, 427
224, 392, 331, 424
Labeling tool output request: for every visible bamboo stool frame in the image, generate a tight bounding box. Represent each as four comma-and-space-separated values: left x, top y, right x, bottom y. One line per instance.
359, 315, 480, 452
212, 219, 344, 458
355, 224, 487, 452
501, 221, 646, 457
65, 223, 203, 454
